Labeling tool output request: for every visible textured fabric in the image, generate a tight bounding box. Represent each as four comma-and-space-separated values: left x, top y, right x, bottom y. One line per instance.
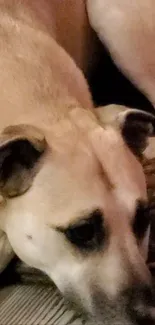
0, 259, 88, 325
0, 284, 87, 325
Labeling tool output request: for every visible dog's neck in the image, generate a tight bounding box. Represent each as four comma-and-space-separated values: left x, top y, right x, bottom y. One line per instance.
0, 0, 55, 35
0, 0, 94, 135
17, 0, 98, 74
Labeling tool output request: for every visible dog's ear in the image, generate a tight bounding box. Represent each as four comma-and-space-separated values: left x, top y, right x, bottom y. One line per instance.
0, 124, 46, 197
96, 105, 155, 158
116, 108, 155, 157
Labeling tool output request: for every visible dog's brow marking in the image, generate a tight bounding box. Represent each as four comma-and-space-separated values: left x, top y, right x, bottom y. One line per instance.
47, 208, 103, 230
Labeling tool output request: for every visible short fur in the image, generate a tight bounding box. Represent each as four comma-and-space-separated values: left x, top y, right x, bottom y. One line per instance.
0, 1, 154, 324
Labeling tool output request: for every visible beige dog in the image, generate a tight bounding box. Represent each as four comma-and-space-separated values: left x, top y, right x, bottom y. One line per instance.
0, 1, 154, 324
87, 0, 155, 108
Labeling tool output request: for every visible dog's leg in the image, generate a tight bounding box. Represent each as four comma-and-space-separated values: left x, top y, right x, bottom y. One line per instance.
87, 0, 155, 107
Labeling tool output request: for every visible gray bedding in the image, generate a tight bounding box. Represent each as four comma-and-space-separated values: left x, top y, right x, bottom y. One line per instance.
0, 284, 85, 325
0, 259, 88, 325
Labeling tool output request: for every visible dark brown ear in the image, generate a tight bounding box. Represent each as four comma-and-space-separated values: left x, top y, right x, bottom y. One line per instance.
96, 105, 155, 158
0, 124, 46, 197
117, 109, 155, 157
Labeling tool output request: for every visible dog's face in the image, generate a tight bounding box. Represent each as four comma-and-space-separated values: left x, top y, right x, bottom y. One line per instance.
0, 107, 155, 324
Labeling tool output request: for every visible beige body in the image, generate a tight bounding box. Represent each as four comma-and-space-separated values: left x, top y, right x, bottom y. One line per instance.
0, 1, 154, 324
87, 0, 155, 107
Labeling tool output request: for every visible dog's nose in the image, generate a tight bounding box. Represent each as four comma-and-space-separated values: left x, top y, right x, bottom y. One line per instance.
129, 284, 155, 324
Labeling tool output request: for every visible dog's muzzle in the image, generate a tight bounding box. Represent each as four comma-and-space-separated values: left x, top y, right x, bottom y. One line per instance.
87, 283, 155, 325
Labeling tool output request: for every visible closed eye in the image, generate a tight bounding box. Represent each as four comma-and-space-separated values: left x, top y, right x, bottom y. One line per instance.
62, 209, 104, 251
133, 201, 151, 239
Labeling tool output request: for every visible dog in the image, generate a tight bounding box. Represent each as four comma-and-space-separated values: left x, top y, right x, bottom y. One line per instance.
87, 0, 155, 108
0, 1, 154, 324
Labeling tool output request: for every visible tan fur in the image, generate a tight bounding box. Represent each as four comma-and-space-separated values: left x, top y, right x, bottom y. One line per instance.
0, 2, 153, 324
87, 0, 155, 107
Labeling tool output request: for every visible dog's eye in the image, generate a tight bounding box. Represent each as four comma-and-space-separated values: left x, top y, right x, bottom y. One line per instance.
133, 201, 151, 239
65, 209, 104, 250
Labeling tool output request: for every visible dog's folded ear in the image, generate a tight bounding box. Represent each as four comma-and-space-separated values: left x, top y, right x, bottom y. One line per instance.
117, 108, 155, 157
96, 105, 155, 158
0, 124, 46, 198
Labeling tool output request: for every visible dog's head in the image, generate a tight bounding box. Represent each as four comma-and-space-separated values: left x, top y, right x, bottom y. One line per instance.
0, 106, 155, 324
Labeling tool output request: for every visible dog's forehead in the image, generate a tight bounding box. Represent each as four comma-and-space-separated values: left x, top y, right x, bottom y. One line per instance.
50, 111, 145, 197
36, 125, 147, 228
90, 125, 146, 195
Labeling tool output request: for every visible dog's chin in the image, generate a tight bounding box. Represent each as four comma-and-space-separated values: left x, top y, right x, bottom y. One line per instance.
64, 293, 145, 325
86, 315, 138, 325
83, 289, 155, 325
87, 310, 155, 325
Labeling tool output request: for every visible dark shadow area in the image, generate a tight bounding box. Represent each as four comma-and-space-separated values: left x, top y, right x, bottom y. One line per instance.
88, 44, 155, 115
